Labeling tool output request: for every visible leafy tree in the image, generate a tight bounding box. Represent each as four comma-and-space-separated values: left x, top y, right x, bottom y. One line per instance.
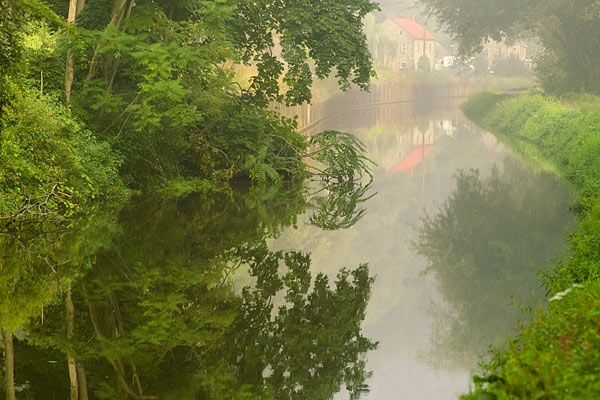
1, 0, 379, 197
8, 0, 378, 188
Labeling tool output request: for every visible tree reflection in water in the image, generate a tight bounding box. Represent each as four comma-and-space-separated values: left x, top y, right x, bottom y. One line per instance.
1, 182, 376, 400
415, 158, 573, 368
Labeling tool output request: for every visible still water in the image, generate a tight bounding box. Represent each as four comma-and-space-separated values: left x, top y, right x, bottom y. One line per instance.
272, 93, 574, 399
0, 86, 573, 399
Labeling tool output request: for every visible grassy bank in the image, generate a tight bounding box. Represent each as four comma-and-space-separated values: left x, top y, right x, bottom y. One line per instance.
460, 91, 600, 399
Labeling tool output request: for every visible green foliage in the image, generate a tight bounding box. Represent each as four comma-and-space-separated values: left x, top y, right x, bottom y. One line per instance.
234, 0, 380, 105
463, 281, 600, 400
0, 84, 124, 222
0, 0, 65, 109
43, 0, 378, 189
460, 91, 508, 123
0, 0, 23, 110
309, 130, 373, 183
197, 103, 308, 184
2, 0, 379, 194
479, 94, 548, 136
534, 48, 581, 95
21, 21, 64, 94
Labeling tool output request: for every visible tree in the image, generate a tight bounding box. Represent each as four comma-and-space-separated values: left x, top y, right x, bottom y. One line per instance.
26, 0, 378, 188
1, 0, 379, 195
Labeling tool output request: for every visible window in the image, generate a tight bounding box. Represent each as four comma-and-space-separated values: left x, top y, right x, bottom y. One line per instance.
400, 61, 408, 69
401, 43, 407, 53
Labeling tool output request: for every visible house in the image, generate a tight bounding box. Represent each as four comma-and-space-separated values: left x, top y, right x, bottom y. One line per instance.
485, 40, 528, 70
373, 17, 437, 71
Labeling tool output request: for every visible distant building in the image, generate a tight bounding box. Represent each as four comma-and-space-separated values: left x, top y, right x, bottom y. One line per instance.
374, 17, 436, 71
485, 40, 528, 71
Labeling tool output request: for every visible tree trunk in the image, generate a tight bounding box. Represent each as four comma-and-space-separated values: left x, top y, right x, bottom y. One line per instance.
77, 0, 86, 14
65, 0, 78, 102
66, 287, 79, 400
1, 328, 17, 400
85, 0, 134, 83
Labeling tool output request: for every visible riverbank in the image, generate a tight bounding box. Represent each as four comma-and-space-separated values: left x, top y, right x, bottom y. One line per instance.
460, 91, 600, 398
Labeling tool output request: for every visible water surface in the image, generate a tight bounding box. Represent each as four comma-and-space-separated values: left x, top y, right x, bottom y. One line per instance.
272, 92, 574, 399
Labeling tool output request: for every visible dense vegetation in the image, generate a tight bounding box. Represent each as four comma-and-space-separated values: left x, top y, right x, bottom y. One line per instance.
0, 1, 382, 398
420, 0, 600, 94
0, 0, 379, 218
459, 91, 600, 399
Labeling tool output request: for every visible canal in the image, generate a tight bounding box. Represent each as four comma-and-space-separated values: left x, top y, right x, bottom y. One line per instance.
271, 88, 574, 399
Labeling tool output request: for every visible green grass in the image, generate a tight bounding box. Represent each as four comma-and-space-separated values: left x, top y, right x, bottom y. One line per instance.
460, 91, 600, 399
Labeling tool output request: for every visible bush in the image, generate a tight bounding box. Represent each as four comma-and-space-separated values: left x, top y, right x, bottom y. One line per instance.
0, 85, 124, 221
418, 55, 431, 72
460, 91, 507, 122
463, 281, 600, 400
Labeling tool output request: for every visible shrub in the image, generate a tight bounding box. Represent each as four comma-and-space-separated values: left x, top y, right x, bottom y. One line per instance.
418, 55, 431, 72
0, 85, 124, 221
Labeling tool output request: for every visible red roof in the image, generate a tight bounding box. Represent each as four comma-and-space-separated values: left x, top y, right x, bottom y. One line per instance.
393, 18, 436, 40
393, 146, 435, 172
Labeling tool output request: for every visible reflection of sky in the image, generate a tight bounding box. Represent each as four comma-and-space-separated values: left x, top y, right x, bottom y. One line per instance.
271, 93, 572, 399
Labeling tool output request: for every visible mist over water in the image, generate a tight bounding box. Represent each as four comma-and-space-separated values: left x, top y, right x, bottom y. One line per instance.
271, 85, 574, 399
